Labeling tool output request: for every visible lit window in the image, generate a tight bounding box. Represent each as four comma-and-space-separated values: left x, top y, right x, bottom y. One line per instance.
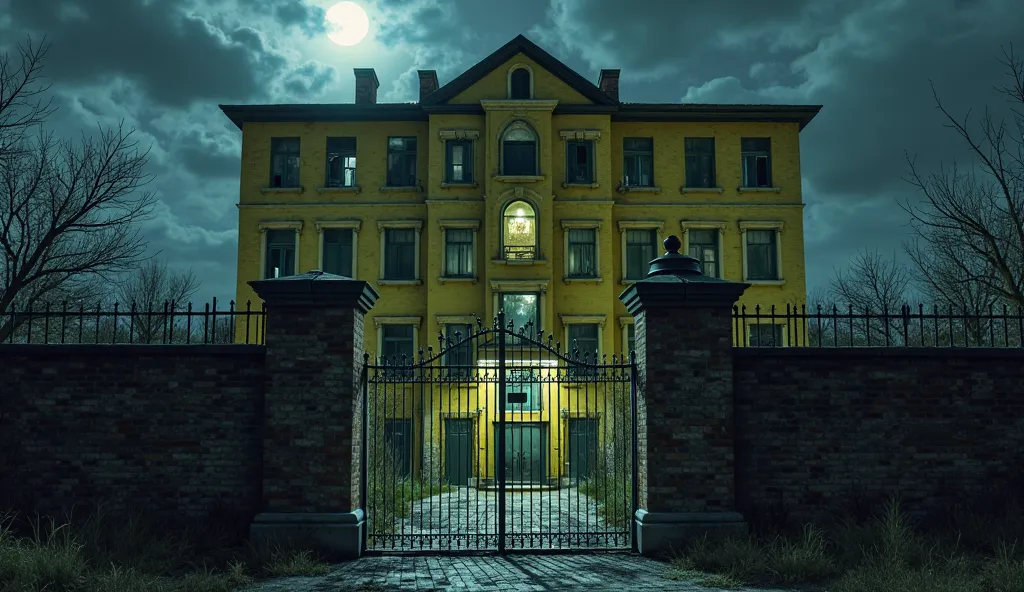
502, 200, 537, 260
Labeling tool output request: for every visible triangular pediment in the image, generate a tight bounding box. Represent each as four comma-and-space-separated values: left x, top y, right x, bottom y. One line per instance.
422, 35, 616, 106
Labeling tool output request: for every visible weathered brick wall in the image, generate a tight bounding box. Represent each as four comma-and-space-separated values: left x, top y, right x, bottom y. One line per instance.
0, 344, 266, 522
734, 348, 1024, 523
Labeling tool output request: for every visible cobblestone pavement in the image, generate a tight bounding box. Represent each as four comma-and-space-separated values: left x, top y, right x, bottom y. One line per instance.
242, 553, 804, 591
369, 486, 629, 552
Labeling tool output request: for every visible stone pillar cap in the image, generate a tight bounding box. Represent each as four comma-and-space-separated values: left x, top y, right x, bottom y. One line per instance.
248, 270, 379, 313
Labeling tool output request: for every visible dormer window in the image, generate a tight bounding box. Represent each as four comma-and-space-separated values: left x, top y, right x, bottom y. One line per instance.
509, 67, 532, 99
501, 121, 538, 176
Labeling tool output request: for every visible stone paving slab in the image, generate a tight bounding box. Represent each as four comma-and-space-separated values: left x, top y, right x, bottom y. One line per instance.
242, 553, 804, 591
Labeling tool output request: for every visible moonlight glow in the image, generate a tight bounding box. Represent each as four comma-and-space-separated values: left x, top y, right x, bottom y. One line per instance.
325, 1, 369, 47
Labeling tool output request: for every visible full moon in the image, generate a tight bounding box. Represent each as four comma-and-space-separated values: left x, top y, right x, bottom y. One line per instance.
326, 1, 370, 47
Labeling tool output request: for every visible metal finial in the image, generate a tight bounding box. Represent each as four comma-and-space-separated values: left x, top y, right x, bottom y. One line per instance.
663, 235, 682, 254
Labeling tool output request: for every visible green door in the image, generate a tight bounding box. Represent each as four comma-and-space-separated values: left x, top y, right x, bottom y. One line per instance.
444, 419, 474, 486
569, 418, 599, 483
504, 423, 546, 484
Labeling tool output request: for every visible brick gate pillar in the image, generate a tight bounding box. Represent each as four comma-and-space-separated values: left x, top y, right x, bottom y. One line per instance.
247, 270, 378, 559
619, 236, 749, 556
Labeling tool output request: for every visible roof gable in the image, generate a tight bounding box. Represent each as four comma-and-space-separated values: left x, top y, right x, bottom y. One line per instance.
422, 35, 616, 106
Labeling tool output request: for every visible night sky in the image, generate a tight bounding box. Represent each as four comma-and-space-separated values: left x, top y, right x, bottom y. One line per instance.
3, 0, 1022, 303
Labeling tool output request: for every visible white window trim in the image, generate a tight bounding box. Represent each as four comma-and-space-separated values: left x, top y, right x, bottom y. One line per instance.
315, 219, 360, 279
561, 219, 603, 282
618, 220, 664, 284
739, 220, 785, 284
378, 220, 424, 284
618, 316, 635, 359
438, 132, 481, 187
258, 220, 303, 279
559, 130, 602, 188
373, 315, 423, 358
439, 219, 480, 282
498, 119, 542, 178
559, 314, 607, 355
680, 220, 727, 280
500, 198, 541, 261
490, 279, 549, 334
506, 63, 535, 99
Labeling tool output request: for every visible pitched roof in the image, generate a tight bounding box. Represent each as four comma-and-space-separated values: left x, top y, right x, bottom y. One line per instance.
421, 34, 617, 106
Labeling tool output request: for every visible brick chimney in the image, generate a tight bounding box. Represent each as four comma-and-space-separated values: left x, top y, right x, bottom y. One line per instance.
418, 70, 439, 102
354, 68, 379, 104
599, 69, 620, 102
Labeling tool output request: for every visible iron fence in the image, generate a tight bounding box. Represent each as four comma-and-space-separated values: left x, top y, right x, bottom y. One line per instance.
1, 298, 266, 345
734, 303, 1024, 348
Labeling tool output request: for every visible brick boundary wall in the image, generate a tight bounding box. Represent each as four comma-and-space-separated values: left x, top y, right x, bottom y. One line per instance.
0, 344, 266, 525
733, 347, 1024, 525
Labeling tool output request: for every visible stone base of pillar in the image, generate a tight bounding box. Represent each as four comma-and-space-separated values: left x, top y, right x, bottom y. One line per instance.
250, 510, 365, 560
634, 509, 748, 557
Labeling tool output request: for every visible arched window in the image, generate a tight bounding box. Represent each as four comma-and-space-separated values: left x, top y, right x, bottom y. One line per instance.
510, 67, 531, 99
501, 121, 538, 176
502, 200, 537, 260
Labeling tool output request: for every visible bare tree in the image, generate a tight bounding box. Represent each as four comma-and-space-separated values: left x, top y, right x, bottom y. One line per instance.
0, 36, 157, 342
114, 259, 199, 343
900, 44, 1024, 308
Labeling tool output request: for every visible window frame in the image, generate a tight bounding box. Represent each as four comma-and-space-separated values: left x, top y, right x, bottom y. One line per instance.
622, 137, 654, 187
440, 219, 479, 280
684, 137, 716, 189
269, 137, 301, 189
740, 221, 784, 283
377, 220, 423, 283
681, 221, 726, 280
747, 323, 785, 347
316, 220, 360, 279
565, 140, 595, 185
501, 199, 539, 261
490, 280, 549, 342
618, 221, 663, 284
507, 64, 534, 100
374, 316, 422, 378
438, 315, 478, 380
258, 221, 302, 279
325, 137, 357, 188
500, 120, 539, 177
444, 139, 474, 184
561, 220, 601, 281
740, 137, 772, 188
386, 136, 418, 187
561, 315, 606, 381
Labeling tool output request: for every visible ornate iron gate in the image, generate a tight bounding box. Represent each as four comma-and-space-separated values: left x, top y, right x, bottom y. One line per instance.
360, 312, 638, 553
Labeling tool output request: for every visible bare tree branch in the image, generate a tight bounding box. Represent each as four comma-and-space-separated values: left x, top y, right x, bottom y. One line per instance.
0, 36, 55, 158
114, 258, 200, 343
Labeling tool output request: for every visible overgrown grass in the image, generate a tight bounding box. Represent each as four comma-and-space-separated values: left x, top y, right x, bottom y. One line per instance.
0, 505, 332, 592
578, 475, 632, 528
667, 495, 1024, 591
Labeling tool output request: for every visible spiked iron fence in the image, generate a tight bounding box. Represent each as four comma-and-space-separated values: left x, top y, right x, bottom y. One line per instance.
735, 303, 1024, 348
1, 298, 267, 345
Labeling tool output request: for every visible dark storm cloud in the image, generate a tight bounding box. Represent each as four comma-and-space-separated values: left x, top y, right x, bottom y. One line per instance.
282, 61, 337, 96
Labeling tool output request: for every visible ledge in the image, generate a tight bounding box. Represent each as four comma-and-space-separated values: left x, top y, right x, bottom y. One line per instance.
316, 186, 361, 194
737, 186, 782, 194
746, 279, 786, 286
493, 175, 544, 183
379, 185, 420, 193
0, 344, 265, 356
438, 277, 477, 284
561, 182, 599, 189
491, 258, 547, 265
680, 186, 725, 194
440, 182, 479, 189
564, 277, 603, 284
733, 347, 1024, 359
621, 186, 662, 194
260, 186, 303, 194
376, 279, 423, 286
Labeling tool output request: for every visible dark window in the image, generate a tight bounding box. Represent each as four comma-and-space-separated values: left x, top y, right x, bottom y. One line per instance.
383, 228, 417, 280
684, 138, 716, 188
444, 323, 473, 378
510, 68, 531, 99
321, 228, 353, 277
502, 200, 537, 260
688, 229, 719, 278
623, 138, 653, 187
501, 293, 539, 340
444, 228, 474, 278
626, 324, 636, 357
381, 324, 415, 378
746, 229, 779, 280
748, 324, 784, 347
568, 323, 599, 379
566, 228, 597, 278
501, 122, 537, 176
624, 229, 657, 280
566, 141, 594, 184
383, 419, 412, 478
325, 137, 356, 187
264, 229, 295, 278
386, 137, 417, 186
741, 138, 771, 187
270, 138, 300, 188
445, 140, 473, 184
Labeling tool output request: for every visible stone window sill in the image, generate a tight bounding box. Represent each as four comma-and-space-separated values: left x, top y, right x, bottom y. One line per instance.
493, 175, 544, 183
441, 182, 479, 189
260, 186, 303, 194
621, 185, 661, 194
438, 277, 477, 284
380, 185, 421, 193
377, 279, 423, 286
316, 185, 361, 194
619, 277, 645, 285
564, 277, 603, 284
491, 258, 547, 265
561, 182, 599, 189
737, 186, 782, 194
746, 279, 786, 286
680, 186, 725, 194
